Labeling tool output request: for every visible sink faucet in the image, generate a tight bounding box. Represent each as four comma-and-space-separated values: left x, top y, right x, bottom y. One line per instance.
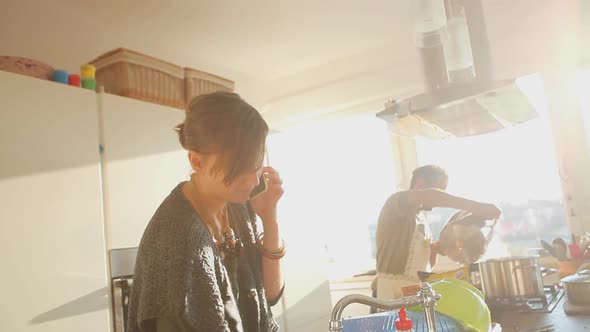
329, 282, 441, 332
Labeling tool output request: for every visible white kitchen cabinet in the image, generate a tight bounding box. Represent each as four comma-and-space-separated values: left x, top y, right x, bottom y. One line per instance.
0, 71, 111, 332
98, 92, 189, 249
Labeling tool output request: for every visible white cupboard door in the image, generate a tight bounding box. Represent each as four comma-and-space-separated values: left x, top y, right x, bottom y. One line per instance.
99, 93, 189, 249
0, 71, 111, 332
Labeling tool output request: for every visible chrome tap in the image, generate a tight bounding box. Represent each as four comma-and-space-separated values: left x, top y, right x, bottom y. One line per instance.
329, 282, 441, 332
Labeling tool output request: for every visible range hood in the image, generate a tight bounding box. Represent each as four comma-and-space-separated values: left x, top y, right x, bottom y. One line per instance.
377, 0, 537, 138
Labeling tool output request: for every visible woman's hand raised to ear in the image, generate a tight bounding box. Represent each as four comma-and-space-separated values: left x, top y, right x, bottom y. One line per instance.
250, 166, 284, 223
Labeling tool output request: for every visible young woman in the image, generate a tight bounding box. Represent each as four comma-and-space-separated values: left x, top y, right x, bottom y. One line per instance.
127, 92, 285, 332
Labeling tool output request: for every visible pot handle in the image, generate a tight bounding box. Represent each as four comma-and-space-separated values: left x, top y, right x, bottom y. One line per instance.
541, 267, 558, 277
487, 218, 499, 228
577, 262, 590, 275
484, 221, 496, 246
513, 264, 538, 274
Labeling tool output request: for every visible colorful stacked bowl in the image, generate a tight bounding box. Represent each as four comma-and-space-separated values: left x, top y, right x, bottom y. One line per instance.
80, 64, 97, 90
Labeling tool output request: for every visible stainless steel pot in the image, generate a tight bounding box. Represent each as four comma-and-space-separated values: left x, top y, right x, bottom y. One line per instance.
438, 210, 497, 264
478, 256, 544, 300
561, 262, 590, 306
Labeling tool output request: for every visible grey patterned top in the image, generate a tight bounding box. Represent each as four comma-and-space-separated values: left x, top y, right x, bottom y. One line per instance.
127, 182, 280, 332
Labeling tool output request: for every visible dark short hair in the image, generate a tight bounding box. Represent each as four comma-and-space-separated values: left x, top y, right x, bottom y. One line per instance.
410, 165, 448, 189
175, 91, 268, 184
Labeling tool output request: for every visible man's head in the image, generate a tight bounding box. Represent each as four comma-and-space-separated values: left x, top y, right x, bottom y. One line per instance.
410, 165, 448, 191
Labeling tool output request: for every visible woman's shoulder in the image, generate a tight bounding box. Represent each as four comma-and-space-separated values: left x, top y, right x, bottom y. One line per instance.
151, 182, 193, 220
135, 215, 218, 283
138, 183, 212, 252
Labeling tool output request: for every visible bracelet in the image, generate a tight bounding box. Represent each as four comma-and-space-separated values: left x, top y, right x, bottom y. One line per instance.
256, 233, 286, 259
259, 247, 286, 259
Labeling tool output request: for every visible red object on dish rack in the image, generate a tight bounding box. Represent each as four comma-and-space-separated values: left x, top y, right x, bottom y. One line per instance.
395, 307, 414, 331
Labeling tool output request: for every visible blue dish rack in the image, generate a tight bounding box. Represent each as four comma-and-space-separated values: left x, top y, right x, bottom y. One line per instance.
342, 310, 463, 332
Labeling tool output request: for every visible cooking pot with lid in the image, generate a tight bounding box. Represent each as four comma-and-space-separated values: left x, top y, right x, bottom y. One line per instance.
478, 256, 544, 300
561, 262, 590, 306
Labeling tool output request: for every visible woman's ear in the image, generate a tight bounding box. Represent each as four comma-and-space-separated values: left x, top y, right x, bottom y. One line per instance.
188, 151, 205, 172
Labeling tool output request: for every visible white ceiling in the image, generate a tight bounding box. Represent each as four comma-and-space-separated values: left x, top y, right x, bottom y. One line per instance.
1, 0, 410, 78
0, 0, 580, 128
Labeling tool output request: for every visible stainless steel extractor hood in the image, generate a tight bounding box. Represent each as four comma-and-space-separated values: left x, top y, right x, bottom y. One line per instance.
377, 0, 537, 138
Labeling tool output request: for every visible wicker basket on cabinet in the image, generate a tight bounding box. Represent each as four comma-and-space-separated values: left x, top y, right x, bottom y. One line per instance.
89, 48, 186, 109
184, 67, 234, 104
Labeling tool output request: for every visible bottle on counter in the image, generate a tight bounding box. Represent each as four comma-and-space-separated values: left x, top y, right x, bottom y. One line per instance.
395, 307, 414, 332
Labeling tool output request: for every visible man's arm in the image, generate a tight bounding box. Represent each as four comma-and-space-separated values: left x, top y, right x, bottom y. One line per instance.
403, 189, 501, 220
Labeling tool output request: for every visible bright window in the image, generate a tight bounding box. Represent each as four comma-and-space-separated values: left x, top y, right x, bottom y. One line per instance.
576, 68, 590, 146
266, 115, 396, 280
415, 116, 569, 257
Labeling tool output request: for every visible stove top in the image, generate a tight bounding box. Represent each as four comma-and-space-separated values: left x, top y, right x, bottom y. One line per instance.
487, 286, 565, 313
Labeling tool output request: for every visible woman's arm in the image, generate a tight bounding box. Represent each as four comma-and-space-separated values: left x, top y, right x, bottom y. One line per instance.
250, 166, 285, 303
259, 215, 284, 302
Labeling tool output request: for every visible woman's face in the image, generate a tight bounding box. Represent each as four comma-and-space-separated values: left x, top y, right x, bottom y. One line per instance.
196, 153, 263, 203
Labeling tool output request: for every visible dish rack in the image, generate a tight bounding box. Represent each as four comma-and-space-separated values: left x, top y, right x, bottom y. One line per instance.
329, 283, 439, 332
342, 311, 462, 332
342, 313, 502, 332
330, 282, 502, 332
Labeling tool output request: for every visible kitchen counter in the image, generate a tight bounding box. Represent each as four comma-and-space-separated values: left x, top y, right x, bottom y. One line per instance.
492, 300, 590, 331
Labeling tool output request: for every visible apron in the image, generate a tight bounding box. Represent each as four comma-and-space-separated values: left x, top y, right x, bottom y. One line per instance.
376, 212, 432, 299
